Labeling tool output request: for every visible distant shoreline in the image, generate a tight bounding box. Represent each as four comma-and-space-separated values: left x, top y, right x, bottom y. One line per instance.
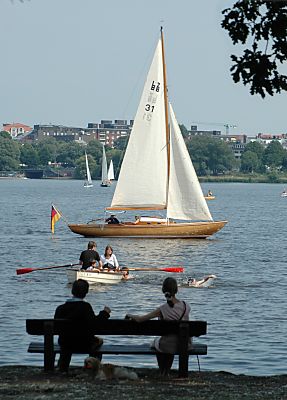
1, 175, 287, 184
199, 175, 287, 184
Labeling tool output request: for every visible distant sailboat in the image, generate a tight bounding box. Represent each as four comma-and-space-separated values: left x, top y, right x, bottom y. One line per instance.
108, 160, 115, 182
101, 145, 111, 187
84, 151, 93, 188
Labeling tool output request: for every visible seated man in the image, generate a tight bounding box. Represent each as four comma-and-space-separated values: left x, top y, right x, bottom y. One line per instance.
105, 214, 119, 224
54, 279, 111, 372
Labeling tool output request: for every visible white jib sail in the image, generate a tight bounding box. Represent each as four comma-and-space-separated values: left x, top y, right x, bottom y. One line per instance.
108, 160, 114, 180
101, 145, 108, 183
110, 38, 167, 209
85, 152, 92, 185
167, 103, 213, 221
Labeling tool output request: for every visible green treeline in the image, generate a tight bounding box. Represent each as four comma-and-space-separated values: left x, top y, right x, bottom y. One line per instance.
1, 130, 287, 181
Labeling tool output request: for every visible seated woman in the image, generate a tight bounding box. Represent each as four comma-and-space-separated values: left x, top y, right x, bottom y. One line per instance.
126, 277, 190, 376
100, 245, 119, 271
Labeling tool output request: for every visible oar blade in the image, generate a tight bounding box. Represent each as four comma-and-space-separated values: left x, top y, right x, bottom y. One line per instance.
161, 267, 184, 273
16, 268, 34, 275
16, 263, 78, 275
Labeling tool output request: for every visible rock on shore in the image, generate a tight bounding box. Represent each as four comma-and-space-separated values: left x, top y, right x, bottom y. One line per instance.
0, 366, 286, 400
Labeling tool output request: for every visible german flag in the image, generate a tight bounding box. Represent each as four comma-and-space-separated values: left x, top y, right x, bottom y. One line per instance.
51, 204, 61, 234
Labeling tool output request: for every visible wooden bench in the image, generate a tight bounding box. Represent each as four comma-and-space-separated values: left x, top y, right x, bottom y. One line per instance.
26, 319, 207, 378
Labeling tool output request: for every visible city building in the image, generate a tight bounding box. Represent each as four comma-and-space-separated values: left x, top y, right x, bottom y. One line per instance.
256, 133, 287, 149
188, 125, 247, 159
88, 119, 133, 147
2, 122, 32, 138
18, 120, 132, 147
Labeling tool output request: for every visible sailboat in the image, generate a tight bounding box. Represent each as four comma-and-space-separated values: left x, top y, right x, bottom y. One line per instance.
68, 29, 227, 238
108, 159, 115, 182
84, 151, 93, 188
101, 145, 111, 187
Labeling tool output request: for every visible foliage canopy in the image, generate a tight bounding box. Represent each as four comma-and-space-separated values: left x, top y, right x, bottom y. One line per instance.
222, 0, 287, 97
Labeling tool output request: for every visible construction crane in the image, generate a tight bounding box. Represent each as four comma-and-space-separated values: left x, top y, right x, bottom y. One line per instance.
191, 122, 237, 135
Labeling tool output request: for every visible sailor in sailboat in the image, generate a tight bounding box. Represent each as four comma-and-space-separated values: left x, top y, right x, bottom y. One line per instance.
105, 214, 120, 224
186, 275, 217, 288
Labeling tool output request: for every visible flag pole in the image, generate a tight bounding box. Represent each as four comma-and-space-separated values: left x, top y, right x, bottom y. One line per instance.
51, 203, 69, 226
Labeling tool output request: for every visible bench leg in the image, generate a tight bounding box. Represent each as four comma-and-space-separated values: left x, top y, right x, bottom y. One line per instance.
178, 354, 189, 378
178, 322, 189, 378
44, 322, 55, 372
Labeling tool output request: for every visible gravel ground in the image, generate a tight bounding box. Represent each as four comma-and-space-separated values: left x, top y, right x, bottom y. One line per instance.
0, 366, 286, 400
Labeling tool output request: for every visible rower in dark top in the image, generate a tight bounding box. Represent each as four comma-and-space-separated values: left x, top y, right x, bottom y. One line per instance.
105, 214, 119, 224
79, 241, 102, 270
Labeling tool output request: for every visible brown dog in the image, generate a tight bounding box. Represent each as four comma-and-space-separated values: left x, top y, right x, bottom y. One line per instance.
84, 357, 138, 380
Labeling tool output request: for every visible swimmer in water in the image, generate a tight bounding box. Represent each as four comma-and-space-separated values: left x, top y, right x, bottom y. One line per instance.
187, 274, 217, 288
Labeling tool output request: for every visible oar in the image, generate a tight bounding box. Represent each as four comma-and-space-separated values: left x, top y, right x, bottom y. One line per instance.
16, 263, 80, 275
126, 267, 184, 273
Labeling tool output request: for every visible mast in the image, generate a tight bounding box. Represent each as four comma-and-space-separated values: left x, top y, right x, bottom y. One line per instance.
160, 27, 170, 209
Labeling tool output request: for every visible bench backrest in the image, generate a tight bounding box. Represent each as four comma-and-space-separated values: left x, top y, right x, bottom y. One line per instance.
26, 319, 207, 337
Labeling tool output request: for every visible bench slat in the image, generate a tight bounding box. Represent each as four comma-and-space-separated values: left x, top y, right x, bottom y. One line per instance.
26, 319, 207, 337
28, 342, 207, 355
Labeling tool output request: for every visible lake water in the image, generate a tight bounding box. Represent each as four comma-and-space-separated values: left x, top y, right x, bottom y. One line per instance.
0, 179, 286, 376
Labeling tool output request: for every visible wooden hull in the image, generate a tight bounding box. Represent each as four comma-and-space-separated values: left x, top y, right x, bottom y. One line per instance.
204, 196, 215, 200
68, 220, 227, 238
66, 268, 124, 284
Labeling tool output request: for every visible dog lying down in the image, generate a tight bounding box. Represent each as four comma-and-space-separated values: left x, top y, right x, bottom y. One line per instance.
84, 357, 138, 380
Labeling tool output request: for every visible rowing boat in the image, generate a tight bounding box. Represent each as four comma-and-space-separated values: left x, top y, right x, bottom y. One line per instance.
66, 268, 125, 284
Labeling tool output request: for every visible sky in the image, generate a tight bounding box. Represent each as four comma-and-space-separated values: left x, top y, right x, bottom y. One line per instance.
1, 0, 287, 136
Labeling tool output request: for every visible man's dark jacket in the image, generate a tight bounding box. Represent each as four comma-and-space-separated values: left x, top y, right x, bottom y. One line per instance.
54, 299, 109, 351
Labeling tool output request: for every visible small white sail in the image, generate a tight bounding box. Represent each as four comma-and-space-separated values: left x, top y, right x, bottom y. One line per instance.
101, 145, 109, 185
84, 151, 93, 188
108, 160, 115, 180
110, 38, 167, 210
167, 104, 213, 221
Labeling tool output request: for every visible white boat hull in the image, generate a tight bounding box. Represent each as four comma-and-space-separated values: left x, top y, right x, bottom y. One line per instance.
66, 268, 124, 284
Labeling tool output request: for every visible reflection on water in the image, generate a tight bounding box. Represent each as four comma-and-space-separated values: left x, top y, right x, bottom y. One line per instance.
0, 180, 286, 375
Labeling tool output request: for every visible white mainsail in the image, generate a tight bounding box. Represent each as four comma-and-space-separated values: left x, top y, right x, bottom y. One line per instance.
110, 38, 167, 210
109, 35, 213, 222
84, 151, 93, 187
101, 145, 109, 184
167, 104, 213, 221
108, 160, 114, 180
